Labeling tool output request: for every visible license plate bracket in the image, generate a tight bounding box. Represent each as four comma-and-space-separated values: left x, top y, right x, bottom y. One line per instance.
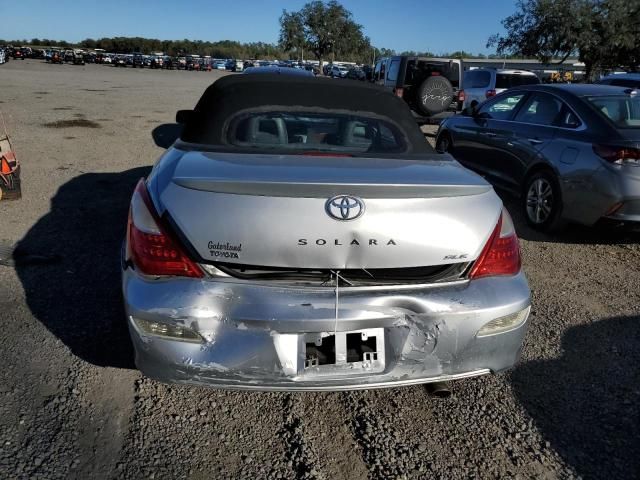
302, 328, 385, 377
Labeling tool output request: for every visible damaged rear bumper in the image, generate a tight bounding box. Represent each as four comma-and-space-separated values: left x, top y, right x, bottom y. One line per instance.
122, 268, 531, 391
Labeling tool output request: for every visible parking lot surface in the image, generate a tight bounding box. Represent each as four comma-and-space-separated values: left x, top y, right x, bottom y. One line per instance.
1, 60, 638, 479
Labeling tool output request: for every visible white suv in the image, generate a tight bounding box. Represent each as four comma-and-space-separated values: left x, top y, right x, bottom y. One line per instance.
461, 69, 540, 109
330, 65, 349, 78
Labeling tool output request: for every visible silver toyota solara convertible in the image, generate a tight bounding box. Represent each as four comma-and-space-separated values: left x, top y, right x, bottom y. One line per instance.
122, 74, 531, 391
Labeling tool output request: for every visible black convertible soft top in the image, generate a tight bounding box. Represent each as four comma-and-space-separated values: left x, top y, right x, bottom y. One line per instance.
178, 74, 432, 153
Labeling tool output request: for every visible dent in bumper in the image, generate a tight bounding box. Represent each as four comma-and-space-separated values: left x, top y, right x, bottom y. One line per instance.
123, 268, 531, 391
562, 161, 640, 226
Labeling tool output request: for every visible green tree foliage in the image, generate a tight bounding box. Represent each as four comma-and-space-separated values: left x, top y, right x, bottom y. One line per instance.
279, 0, 371, 70
488, 0, 640, 78
599, 0, 640, 71
279, 10, 306, 57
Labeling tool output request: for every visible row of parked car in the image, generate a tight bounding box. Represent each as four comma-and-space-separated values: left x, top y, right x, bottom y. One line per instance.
0, 46, 31, 63
41, 49, 246, 71
40, 49, 369, 77
371, 55, 640, 121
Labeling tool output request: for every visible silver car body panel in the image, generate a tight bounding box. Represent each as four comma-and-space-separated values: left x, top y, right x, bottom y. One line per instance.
152, 150, 501, 269
123, 266, 530, 391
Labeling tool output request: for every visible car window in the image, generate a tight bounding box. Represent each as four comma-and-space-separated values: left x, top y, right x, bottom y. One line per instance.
464, 70, 491, 88
373, 61, 382, 81
609, 79, 640, 88
496, 73, 540, 89
405, 60, 460, 88
513, 93, 563, 126
387, 60, 400, 82
556, 105, 582, 129
479, 93, 526, 120
587, 95, 640, 128
229, 111, 407, 153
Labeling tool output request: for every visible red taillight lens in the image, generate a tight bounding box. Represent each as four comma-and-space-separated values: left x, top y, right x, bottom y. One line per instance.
593, 144, 640, 165
127, 179, 203, 278
470, 210, 521, 279
394, 87, 404, 98
486, 89, 497, 98
458, 90, 465, 102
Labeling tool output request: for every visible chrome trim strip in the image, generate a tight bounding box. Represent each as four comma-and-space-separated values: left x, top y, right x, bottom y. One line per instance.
172, 178, 492, 198
194, 272, 471, 292
169, 368, 492, 392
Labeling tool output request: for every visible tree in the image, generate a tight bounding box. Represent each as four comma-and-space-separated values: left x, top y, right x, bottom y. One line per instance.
279, 11, 306, 60
279, 0, 368, 72
602, 0, 640, 71
488, 0, 640, 79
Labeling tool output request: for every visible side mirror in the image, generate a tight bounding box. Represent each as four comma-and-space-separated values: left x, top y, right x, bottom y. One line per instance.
176, 110, 193, 124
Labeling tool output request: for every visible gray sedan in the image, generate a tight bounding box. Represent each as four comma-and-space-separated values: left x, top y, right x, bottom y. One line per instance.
436, 84, 640, 230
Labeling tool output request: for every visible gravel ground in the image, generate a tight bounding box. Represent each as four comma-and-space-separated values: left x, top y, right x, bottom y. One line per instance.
0, 60, 638, 480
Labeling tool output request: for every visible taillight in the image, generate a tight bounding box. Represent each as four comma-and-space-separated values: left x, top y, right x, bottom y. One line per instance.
470, 209, 521, 279
485, 89, 497, 98
127, 179, 203, 278
593, 144, 640, 165
393, 87, 404, 98
458, 90, 465, 102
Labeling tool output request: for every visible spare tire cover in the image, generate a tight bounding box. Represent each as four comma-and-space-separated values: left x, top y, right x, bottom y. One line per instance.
417, 76, 453, 115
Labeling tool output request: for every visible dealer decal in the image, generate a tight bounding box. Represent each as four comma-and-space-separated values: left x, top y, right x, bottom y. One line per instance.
208, 241, 242, 259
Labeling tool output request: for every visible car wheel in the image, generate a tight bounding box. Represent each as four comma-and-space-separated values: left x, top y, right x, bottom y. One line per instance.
417, 76, 453, 116
435, 132, 453, 154
523, 170, 565, 231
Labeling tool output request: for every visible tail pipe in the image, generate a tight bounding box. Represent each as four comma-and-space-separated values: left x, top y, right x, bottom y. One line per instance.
425, 381, 451, 398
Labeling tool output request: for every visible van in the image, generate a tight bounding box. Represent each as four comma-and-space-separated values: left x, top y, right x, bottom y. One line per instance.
461, 69, 540, 109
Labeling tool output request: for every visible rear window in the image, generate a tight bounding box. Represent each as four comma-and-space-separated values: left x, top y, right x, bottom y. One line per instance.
228, 111, 407, 153
464, 70, 491, 88
587, 95, 640, 128
496, 73, 540, 89
406, 60, 460, 88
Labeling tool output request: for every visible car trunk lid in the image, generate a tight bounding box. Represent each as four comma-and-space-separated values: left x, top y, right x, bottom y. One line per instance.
157, 151, 502, 270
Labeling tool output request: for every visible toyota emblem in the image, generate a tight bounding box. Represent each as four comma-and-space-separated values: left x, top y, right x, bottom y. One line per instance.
325, 195, 365, 221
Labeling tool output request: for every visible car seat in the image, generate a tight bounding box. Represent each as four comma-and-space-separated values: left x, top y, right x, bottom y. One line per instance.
247, 117, 287, 144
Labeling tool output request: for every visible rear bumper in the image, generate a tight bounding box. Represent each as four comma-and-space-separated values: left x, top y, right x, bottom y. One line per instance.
565, 162, 640, 226
122, 266, 531, 391
603, 198, 640, 224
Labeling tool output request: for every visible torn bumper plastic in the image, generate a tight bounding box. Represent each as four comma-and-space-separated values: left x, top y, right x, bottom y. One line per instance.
122, 267, 531, 391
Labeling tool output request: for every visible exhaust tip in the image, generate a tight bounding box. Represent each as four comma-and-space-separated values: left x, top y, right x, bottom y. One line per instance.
425, 381, 451, 398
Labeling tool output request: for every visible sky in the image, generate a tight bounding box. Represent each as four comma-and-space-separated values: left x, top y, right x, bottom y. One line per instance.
0, 0, 517, 55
